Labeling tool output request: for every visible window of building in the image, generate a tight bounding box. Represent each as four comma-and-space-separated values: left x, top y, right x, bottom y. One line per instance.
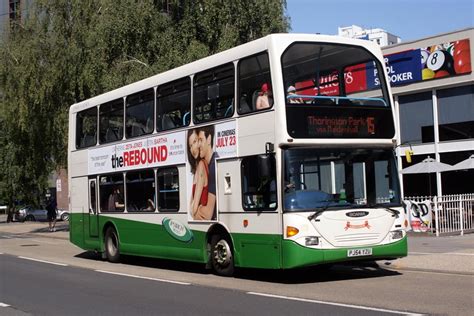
399, 92, 434, 144
99, 98, 124, 144
157, 78, 191, 131
437, 85, 474, 141
401, 154, 437, 197
126, 169, 155, 212
157, 167, 179, 212
193, 63, 234, 124
440, 151, 474, 195
126, 88, 154, 138
76, 107, 97, 149
241, 155, 277, 211
99, 173, 125, 212
238, 52, 272, 114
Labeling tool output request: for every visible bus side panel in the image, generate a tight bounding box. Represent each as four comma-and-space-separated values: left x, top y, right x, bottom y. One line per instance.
99, 215, 208, 263
69, 177, 87, 250
232, 232, 282, 269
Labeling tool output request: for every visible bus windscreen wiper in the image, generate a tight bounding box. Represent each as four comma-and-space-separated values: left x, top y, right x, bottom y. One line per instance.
307, 201, 336, 221
367, 203, 400, 218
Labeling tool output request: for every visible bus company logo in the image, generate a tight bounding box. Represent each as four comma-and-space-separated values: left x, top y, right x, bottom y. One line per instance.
346, 211, 369, 218
344, 220, 371, 230
162, 218, 194, 243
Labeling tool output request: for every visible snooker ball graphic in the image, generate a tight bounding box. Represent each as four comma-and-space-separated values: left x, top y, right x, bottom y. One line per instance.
453, 40, 471, 74
422, 68, 435, 80
427, 50, 455, 74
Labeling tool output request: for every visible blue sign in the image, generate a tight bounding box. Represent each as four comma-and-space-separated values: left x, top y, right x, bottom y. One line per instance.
367, 49, 422, 88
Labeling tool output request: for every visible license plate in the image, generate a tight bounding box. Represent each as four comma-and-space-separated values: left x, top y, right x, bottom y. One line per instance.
347, 248, 372, 257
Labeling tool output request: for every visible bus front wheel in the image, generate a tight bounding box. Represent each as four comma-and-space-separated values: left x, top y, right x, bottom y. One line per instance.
105, 227, 120, 263
210, 234, 234, 277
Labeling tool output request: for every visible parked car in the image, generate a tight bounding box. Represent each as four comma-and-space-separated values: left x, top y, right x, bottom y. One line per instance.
56, 209, 69, 221
15, 206, 48, 222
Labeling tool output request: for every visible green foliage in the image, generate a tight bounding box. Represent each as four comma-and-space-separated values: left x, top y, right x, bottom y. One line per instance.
0, 0, 289, 205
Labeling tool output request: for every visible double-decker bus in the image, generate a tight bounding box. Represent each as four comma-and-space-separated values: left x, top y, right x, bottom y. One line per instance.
68, 34, 407, 276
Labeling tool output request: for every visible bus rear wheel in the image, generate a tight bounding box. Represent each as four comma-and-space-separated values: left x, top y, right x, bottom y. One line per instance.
105, 227, 120, 263
210, 234, 234, 277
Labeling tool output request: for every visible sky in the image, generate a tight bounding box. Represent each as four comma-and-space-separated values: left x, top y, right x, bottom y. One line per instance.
287, 0, 473, 42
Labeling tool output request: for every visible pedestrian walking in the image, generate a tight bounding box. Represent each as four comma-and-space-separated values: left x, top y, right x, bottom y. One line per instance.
46, 197, 57, 232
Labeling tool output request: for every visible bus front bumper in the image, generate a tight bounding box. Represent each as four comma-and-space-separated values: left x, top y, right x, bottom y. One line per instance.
281, 236, 407, 269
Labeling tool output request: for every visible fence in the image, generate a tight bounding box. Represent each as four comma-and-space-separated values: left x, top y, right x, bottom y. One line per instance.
404, 194, 474, 236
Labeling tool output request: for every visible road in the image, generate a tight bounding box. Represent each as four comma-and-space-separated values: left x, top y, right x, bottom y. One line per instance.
0, 225, 473, 315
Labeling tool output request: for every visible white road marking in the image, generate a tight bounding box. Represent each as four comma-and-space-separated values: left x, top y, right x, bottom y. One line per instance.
411, 252, 474, 256
18, 256, 68, 266
95, 270, 191, 285
247, 292, 424, 316
1, 235, 13, 239
391, 268, 474, 277
0, 303, 11, 307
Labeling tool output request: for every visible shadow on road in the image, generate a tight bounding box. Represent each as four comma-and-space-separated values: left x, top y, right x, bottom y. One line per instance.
74, 251, 401, 284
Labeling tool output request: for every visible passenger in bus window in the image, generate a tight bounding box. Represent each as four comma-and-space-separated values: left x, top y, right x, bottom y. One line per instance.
187, 129, 208, 219
195, 125, 217, 220
256, 83, 273, 110
145, 198, 155, 211
108, 187, 124, 212
287, 85, 303, 104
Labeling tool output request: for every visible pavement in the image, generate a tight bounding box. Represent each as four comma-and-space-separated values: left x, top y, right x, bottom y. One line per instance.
0, 215, 472, 275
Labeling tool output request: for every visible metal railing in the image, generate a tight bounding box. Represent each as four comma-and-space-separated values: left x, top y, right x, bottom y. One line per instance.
405, 194, 474, 236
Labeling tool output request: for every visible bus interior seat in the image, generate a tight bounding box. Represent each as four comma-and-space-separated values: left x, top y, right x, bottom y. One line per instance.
105, 128, 118, 142
312, 95, 335, 105
132, 124, 144, 137
239, 95, 252, 113
162, 114, 175, 130
224, 99, 234, 117
81, 133, 96, 147
145, 117, 154, 133
182, 112, 190, 126
336, 98, 353, 106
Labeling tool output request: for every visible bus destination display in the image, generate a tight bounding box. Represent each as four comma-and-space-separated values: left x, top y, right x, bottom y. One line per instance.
287, 106, 395, 139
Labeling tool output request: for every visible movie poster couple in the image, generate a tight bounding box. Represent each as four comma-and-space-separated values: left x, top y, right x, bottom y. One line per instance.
187, 125, 217, 221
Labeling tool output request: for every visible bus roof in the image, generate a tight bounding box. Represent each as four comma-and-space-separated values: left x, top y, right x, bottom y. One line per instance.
69, 33, 382, 114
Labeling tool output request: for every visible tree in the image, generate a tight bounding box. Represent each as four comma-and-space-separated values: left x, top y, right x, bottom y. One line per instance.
0, 0, 289, 206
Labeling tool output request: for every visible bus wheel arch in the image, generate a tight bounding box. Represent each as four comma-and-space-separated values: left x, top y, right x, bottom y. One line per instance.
206, 224, 235, 277
103, 223, 120, 263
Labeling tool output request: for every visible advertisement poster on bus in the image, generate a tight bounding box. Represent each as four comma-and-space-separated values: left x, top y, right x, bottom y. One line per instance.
186, 121, 237, 222
405, 200, 432, 232
88, 131, 186, 174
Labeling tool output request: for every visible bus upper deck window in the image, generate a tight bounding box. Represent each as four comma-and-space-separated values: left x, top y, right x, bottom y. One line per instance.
76, 107, 98, 149
238, 52, 272, 114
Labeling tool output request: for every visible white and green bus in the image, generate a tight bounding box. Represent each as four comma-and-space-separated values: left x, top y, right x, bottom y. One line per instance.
68, 34, 407, 276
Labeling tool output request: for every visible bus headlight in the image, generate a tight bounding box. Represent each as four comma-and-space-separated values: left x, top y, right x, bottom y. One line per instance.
305, 236, 319, 246
391, 230, 404, 240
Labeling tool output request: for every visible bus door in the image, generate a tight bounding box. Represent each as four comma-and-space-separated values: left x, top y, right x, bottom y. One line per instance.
217, 156, 281, 269
88, 178, 99, 238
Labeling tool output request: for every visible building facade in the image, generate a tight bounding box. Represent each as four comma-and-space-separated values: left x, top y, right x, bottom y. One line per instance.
380, 28, 473, 197
338, 25, 401, 47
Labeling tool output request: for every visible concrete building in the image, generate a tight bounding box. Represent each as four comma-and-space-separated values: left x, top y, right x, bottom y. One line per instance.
380, 28, 473, 197
338, 25, 401, 47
